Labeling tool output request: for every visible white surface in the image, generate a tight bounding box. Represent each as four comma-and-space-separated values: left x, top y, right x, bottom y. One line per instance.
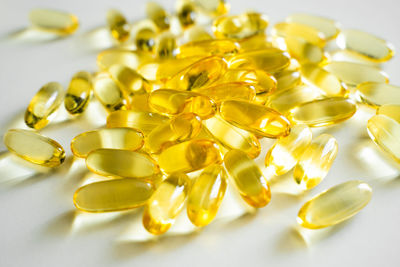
1, 0, 400, 266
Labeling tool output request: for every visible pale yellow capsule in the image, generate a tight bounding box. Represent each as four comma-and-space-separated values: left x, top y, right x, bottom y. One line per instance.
65, 71, 93, 115
176, 0, 197, 28
238, 34, 273, 52
193, 82, 256, 102
377, 105, 400, 123
177, 39, 239, 58
155, 32, 177, 59
154, 56, 204, 82
283, 36, 326, 64
93, 74, 129, 112
293, 134, 338, 190
146, 2, 170, 31
135, 27, 157, 52
274, 70, 302, 91
287, 14, 340, 40
4, 129, 65, 167
355, 82, 400, 107
97, 49, 153, 71
29, 9, 79, 35
182, 25, 213, 43
106, 9, 131, 42
194, 0, 229, 16
108, 64, 150, 96
272, 22, 326, 47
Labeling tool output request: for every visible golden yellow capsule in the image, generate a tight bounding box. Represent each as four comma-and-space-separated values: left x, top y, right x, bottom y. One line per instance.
213, 68, 256, 84
146, 113, 202, 153
238, 34, 273, 52
177, 39, 239, 58
4, 129, 65, 167
288, 97, 357, 127
224, 149, 271, 208
158, 139, 221, 173
74, 179, 154, 213
146, 2, 170, 31
239, 69, 277, 102
265, 125, 312, 176
106, 9, 131, 42
286, 14, 340, 40
194, 0, 229, 16
203, 116, 261, 158
86, 149, 160, 178
219, 99, 291, 138
337, 29, 394, 62
367, 114, 400, 163
355, 82, 400, 107
176, 0, 197, 28
93, 73, 129, 112
182, 25, 213, 43
97, 49, 153, 71
187, 164, 227, 226
143, 173, 190, 235
213, 12, 269, 39
108, 64, 149, 96
64, 71, 93, 115
153, 56, 204, 82
71, 128, 144, 158
293, 134, 338, 189
135, 27, 157, 52
193, 82, 256, 102
25, 82, 64, 129
377, 105, 400, 123
297, 180, 372, 229
272, 22, 326, 47
155, 32, 177, 59
275, 70, 302, 91
282, 36, 326, 64
29, 8, 79, 35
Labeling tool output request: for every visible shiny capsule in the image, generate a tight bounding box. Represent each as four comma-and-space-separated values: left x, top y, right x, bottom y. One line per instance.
108, 64, 149, 96
238, 34, 272, 52
146, 2, 170, 31
293, 134, 338, 190
177, 39, 239, 58
155, 32, 177, 59
97, 49, 153, 71
74, 179, 154, 213
287, 14, 340, 40
224, 149, 271, 208
143, 173, 190, 235
355, 82, 400, 107
194, 0, 229, 16
194, 82, 256, 102
377, 105, 400, 123
182, 25, 213, 43
94, 73, 128, 112
4, 129, 65, 167
297, 180, 372, 229
176, 0, 197, 28
106, 9, 130, 42
154, 56, 204, 82
65, 71, 93, 115
275, 70, 302, 91
135, 27, 157, 52
272, 22, 326, 47
25, 82, 64, 129
283, 36, 326, 64
29, 9, 79, 35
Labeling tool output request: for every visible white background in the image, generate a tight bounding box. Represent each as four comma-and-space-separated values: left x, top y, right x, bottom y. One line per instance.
1, 0, 400, 266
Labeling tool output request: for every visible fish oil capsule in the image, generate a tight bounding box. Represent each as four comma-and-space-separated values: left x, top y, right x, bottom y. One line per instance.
297, 180, 372, 229
149, 89, 217, 119
106, 9, 131, 42
377, 105, 400, 123
355, 82, 400, 107
94, 73, 129, 112
194, 0, 229, 16
106, 110, 168, 134
238, 34, 273, 52
74, 179, 154, 213
282, 36, 326, 64
224, 149, 271, 208
293, 134, 338, 190
25, 82, 64, 129
146, 2, 170, 31
154, 56, 204, 82
176, 0, 197, 28
203, 116, 261, 158
71, 128, 144, 158
108, 64, 149, 96
272, 22, 326, 47
158, 139, 221, 173
265, 125, 312, 176
155, 32, 177, 59
4, 129, 65, 167
143, 173, 190, 235
177, 39, 239, 58
367, 115, 400, 163
193, 82, 257, 102
146, 113, 202, 153
135, 27, 157, 52
182, 25, 213, 43
275, 70, 302, 91
288, 97, 357, 127
97, 49, 153, 71
219, 100, 291, 138
86, 149, 160, 178
287, 14, 340, 40
64, 71, 93, 115
29, 9, 79, 35
187, 164, 227, 226
337, 29, 394, 62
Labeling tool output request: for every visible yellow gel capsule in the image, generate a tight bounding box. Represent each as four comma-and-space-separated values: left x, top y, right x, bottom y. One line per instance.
135, 27, 157, 52
106, 110, 168, 134
25, 82, 64, 129
367, 114, 400, 163
323, 61, 388, 87
238, 34, 273, 52
108, 64, 149, 96
146, 113, 202, 153
219, 99, 291, 138
265, 125, 312, 176
29, 8, 79, 35
272, 22, 326, 47
65, 71, 93, 115
156, 32, 177, 59
183, 25, 213, 43
297, 180, 372, 229
143, 173, 190, 235
213, 12, 269, 39
293, 134, 338, 189
289, 97, 357, 127
287, 14, 340, 40
158, 139, 221, 173
193, 82, 256, 102
377, 105, 400, 123
203, 115, 261, 158
94, 74, 129, 112
97, 49, 153, 71
74, 179, 154, 213
176, 0, 197, 28
187, 164, 227, 226
146, 2, 170, 31
4, 129, 65, 167
275, 70, 302, 91
337, 29, 394, 62
224, 149, 271, 208
194, 0, 229, 16
71, 128, 144, 158
177, 39, 239, 58
355, 82, 400, 107
86, 149, 159, 178
283, 36, 326, 64
154, 56, 204, 82
106, 9, 130, 42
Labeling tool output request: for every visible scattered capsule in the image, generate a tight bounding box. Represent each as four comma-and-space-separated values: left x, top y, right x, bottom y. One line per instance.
219, 99, 291, 138
154, 56, 204, 82
29, 8, 79, 35
187, 164, 227, 227
25, 82, 64, 129
265, 125, 312, 176
65, 71, 93, 115
194, 0, 229, 16
224, 149, 271, 208
176, 0, 197, 28
272, 22, 326, 47
274, 70, 302, 91
108, 64, 149, 96
146, 2, 170, 31
143, 173, 190, 235
355, 82, 400, 107
293, 134, 338, 190
74, 179, 154, 213
106, 9, 130, 42
282, 36, 326, 64
155, 32, 177, 58
158, 139, 221, 173
97, 49, 153, 71
297, 180, 372, 229
289, 97, 357, 127
182, 25, 213, 43
286, 14, 340, 40
177, 39, 239, 58
93, 73, 128, 112
135, 27, 157, 52
377, 105, 400, 123
4, 129, 65, 167
193, 82, 256, 102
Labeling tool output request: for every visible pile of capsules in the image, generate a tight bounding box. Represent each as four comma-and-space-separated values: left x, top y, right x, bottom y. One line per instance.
3, 0, 400, 235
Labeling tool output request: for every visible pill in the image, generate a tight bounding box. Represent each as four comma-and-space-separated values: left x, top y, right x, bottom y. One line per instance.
193, 82, 256, 102
274, 70, 302, 91
135, 27, 157, 52
176, 0, 197, 28
293, 134, 338, 189
93, 73, 129, 112
65, 71, 93, 115
224, 149, 271, 208
154, 56, 204, 82
282, 36, 326, 64
29, 8, 79, 35
238, 34, 273, 52
177, 39, 239, 58
4, 129, 65, 167
297, 180, 372, 229
108, 64, 150, 96
155, 32, 177, 58
194, 0, 230, 16
146, 2, 170, 31
25, 82, 64, 129
106, 9, 130, 42
182, 25, 213, 42
286, 14, 340, 40
355, 82, 400, 107
377, 105, 400, 123
272, 22, 326, 47
97, 49, 153, 71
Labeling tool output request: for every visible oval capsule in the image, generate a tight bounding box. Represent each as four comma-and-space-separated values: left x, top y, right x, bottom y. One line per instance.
297, 180, 372, 229
272, 22, 326, 47
177, 39, 239, 58
29, 9, 79, 35
4, 129, 65, 167
377, 105, 400, 123
108, 64, 150, 96
176, 0, 197, 28
286, 14, 340, 40
146, 2, 170, 31
182, 25, 213, 43
194, 0, 229, 16
355, 82, 400, 107
155, 32, 177, 59
97, 49, 153, 71
106, 9, 130, 42
282, 36, 326, 64
193, 82, 256, 102
275, 70, 302, 91
135, 26, 157, 52
94, 73, 129, 112
153, 56, 204, 82
65, 71, 93, 115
